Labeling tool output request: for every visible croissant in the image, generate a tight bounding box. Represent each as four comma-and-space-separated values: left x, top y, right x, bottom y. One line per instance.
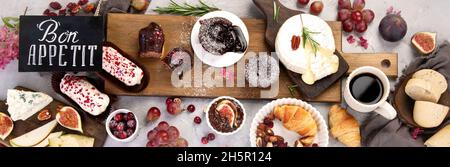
329, 105, 361, 147
274, 105, 317, 145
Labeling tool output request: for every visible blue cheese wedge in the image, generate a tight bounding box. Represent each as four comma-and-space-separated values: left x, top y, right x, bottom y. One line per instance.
6, 89, 53, 121
276, 14, 339, 85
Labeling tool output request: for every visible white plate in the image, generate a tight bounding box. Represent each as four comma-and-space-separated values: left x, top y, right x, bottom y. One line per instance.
249, 98, 329, 147
191, 11, 249, 67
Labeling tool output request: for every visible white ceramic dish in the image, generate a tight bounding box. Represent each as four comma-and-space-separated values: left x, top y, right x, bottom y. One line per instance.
249, 98, 329, 147
106, 109, 139, 143
205, 96, 246, 136
191, 11, 249, 67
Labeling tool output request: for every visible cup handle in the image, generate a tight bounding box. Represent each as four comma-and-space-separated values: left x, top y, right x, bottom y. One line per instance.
374, 102, 397, 120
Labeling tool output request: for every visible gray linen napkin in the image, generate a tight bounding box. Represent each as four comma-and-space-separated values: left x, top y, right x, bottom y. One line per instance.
361, 41, 450, 147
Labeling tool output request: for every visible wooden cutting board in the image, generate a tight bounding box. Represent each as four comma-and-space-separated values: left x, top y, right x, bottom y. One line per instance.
0, 87, 107, 147
104, 13, 397, 102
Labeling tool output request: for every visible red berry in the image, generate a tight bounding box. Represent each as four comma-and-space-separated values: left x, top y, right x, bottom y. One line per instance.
109, 120, 118, 130
147, 129, 157, 140
187, 104, 196, 113
126, 128, 134, 136
310, 1, 324, 15
157, 121, 170, 131
43, 9, 50, 15
207, 133, 215, 141
118, 131, 128, 139
46, 12, 58, 16
116, 122, 125, 131
266, 121, 274, 128
297, 0, 310, 5
127, 119, 136, 129
114, 113, 123, 122
337, 9, 351, 21
49, 2, 62, 10
66, 2, 77, 10
58, 9, 67, 16
201, 137, 209, 144
113, 130, 120, 138
342, 19, 354, 32
126, 112, 135, 121
351, 11, 363, 22
194, 116, 202, 124
147, 107, 161, 122
166, 98, 173, 105
78, 0, 89, 6
338, 0, 351, 10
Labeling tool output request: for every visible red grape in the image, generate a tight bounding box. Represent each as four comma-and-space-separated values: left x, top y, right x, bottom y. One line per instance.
167, 126, 180, 141
351, 11, 363, 22
297, 0, 309, 5
338, 0, 351, 10
310, 1, 324, 15
157, 121, 170, 131
353, 0, 365, 11
176, 138, 189, 147
114, 113, 123, 122
187, 104, 196, 113
207, 133, 215, 141
337, 9, 351, 21
167, 102, 182, 115
147, 129, 157, 140
355, 21, 367, 33
166, 98, 173, 105
342, 19, 354, 32
156, 130, 170, 145
146, 139, 159, 147
201, 137, 209, 144
147, 107, 161, 122
194, 116, 202, 124
362, 9, 375, 23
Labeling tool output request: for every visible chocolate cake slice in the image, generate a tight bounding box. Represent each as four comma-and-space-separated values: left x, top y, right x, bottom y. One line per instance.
139, 22, 165, 58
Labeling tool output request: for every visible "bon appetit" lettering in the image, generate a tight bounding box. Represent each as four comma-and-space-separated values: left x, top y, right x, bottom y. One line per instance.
27, 19, 98, 67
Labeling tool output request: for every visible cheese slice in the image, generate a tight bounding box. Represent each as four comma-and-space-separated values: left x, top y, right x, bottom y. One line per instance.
275, 14, 338, 85
6, 89, 53, 121
425, 124, 450, 147
413, 101, 449, 128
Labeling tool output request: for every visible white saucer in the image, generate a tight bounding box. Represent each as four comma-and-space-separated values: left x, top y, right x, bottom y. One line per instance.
190, 11, 249, 67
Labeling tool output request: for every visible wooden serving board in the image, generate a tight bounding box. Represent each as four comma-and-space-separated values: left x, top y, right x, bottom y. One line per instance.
104, 13, 397, 102
0, 87, 107, 147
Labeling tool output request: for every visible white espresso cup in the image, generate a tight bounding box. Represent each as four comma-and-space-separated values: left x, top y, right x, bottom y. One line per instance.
344, 66, 397, 120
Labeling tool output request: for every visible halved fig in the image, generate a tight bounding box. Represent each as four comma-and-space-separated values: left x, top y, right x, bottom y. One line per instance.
412, 32, 436, 55
0, 113, 13, 140
216, 100, 237, 128
56, 106, 83, 133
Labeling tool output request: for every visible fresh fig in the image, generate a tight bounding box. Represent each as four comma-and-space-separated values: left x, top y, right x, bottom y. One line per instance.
412, 32, 437, 55
379, 14, 408, 42
56, 106, 83, 133
0, 113, 13, 140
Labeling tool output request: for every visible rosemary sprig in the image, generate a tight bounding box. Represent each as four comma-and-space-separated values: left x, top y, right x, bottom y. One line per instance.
273, 0, 280, 22
287, 84, 299, 97
299, 15, 320, 55
154, 0, 220, 16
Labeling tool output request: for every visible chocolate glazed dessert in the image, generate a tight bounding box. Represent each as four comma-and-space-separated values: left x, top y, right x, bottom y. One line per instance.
208, 99, 244, 133
199, 17, 247, 55
139, 22, 165, 58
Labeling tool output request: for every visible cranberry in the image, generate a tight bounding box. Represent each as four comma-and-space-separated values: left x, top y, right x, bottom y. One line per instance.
113, 130, 120, 138
109, 120, 118, 130
47, 12, 58, 16
78, 0, 89, 6
187, 104, 196, 113
207, 133, 215, 141
116, 122, 125, 131
118, 131, 128, 139
58, 9, 67, 16
126, 112, 135, 121
166, 98, 173, 105
194, 116, 202, 124
126, 128, 135, 136
127, 119, 136, 129
201, 137, 209, 144
49, 2, 62, 10
114, 113, 123, 122
43, 9, 50, 15
66, 2, 77, 10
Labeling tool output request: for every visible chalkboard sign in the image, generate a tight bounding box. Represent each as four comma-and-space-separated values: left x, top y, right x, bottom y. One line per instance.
19, 16, 104, 72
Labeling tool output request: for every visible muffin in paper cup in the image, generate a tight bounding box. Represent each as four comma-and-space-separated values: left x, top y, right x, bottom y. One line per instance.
249, 98, 329, 147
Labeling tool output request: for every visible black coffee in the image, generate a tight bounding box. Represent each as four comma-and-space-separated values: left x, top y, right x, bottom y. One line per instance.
349, 73, 384, 104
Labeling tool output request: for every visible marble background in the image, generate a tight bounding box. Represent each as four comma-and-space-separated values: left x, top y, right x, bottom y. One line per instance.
1, 0, 448, 147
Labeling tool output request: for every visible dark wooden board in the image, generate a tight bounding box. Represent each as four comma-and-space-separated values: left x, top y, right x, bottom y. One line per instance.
0, 87, 107, 147
394, 74, 450, 133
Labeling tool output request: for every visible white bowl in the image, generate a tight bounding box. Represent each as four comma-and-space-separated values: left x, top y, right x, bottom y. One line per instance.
249, 98, 329, 147
106, 109, 139, 143
191, 11, 249, 67
205, 96, 246, 136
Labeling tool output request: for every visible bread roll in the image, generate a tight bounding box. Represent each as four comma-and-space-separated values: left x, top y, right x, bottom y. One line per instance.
413, 101, 449, 128
405, 69, 447, 103
425, 124, 450, 147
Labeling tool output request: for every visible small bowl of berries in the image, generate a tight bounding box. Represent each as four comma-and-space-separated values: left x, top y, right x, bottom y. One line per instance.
106, 109, 139, 142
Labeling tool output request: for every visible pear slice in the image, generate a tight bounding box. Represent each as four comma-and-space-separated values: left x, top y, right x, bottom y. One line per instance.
33, 131, 63, 147
56, 106, 83, 133
49, 134, 94, 147
9, 120, 57, 147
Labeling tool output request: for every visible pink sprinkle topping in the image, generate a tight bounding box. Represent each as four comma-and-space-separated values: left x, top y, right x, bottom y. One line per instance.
411, 127, 424, 139
346, 35, 356, 44
358, 36, 369, 49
